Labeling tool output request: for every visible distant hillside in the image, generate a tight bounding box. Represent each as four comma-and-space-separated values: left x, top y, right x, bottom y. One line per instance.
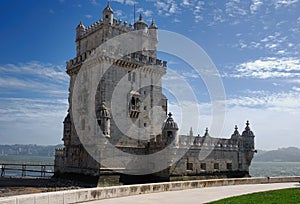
0, 144, 62, 157
253, 147, 300, 162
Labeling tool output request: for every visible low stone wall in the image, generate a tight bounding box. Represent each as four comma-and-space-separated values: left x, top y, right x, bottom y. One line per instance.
1, 176, 299, 204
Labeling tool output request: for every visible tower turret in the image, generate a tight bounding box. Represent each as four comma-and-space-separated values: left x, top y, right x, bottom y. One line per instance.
231, 125, 240, 140
203, 127, 210, 137
162, 112, 179, 146
148, 18, 158, 58
103, 2, 114, 25
242, 120, 255, 150
134, 13, 148, 31
76, 20, 85, 40
149, 18, 158, 29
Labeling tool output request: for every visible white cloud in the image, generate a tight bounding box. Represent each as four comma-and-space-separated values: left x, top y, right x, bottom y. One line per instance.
182, 0, 191, 6
225, 0, 247, 17
90, 0, 99, 6
292, 86, 300, 91
231, 57, 300, 79
0, 61, 68, 96
112, 0, 137, 5
0, 98, 67, 145
143, 10, 153, 17
169, 3, 177, 14
250, 0, 263, 14
174, 18, 181, 23
85, 14, 92, 19
167, 89, 300, 149
274, 0, 299, 9
154, 0, 180, 16
227, 90, 300, 112
193, 1, 204, 23
0, 61, 68, 83
0, 61, 69, 145
114, 10, 123, 18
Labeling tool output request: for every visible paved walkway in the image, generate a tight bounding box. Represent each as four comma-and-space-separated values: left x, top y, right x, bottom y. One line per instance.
82, 182, 300, 204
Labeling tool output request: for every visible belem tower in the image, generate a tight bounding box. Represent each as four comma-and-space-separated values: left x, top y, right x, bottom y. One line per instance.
55, 3, 256, 184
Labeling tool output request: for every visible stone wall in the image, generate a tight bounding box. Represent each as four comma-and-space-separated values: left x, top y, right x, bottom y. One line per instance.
1, 177, 299, 204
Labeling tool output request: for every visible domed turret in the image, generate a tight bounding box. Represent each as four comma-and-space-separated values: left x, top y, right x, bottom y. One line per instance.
231, 125, 240, 139
134, 13, 148, 31
203, 127, 210, 137
103, 2, 114, 25
242, 120, 255, 150
163, 112, 178, 130
242, 120, 254, 136
162, 112, 179, 146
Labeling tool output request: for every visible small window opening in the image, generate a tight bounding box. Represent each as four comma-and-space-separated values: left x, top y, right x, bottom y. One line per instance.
200, 163, 206, 170
214, 163, 219, 170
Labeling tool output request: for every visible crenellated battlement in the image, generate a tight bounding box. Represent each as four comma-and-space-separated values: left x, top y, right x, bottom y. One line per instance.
66, 48, 167, 72
149, 124, 255, 152
76, 19, 135, 41
75, 3, 158, 58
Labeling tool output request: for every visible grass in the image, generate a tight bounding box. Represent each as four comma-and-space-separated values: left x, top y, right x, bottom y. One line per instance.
208, 188, 300, 204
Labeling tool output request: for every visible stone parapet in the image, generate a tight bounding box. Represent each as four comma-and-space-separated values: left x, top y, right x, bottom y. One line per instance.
1, 176, 299, 204
66, 50, 167, 71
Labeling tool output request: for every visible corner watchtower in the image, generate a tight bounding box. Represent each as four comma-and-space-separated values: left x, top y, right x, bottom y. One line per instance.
103, 2, 114, 25
242, 120, 255, 150
162, 112, 179, 146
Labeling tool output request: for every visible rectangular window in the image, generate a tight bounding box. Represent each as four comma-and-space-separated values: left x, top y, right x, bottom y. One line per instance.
187, 162, 193, 171
227, 163, 232, 170
132, 72, 136, 82
214, 163, 219, 170
200, 163, 206, 170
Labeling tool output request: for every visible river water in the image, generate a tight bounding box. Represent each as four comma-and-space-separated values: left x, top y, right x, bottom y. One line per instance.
1, 155, 300, 178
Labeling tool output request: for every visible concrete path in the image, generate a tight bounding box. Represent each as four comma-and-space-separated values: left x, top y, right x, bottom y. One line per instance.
81, 182, 300, 204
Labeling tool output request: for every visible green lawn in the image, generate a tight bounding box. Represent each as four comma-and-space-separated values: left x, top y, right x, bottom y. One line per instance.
208, 188, 300, 204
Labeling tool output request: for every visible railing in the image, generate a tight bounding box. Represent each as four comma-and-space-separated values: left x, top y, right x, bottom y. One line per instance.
0, 163, 54, 177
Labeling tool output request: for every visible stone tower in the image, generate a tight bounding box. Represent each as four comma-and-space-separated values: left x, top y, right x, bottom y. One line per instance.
55, 2, 168, 177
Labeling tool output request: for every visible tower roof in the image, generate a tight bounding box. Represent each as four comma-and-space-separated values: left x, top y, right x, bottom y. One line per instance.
103, 2, 114, 13
233, 125, 239, 135
149, 19, 158, 29
163, 112, 179, 130
76, 20, 85, 29
134, 13, 148, 29
204, 127, 210, 137
231, 125, 240, 139
242, 120, 254, 136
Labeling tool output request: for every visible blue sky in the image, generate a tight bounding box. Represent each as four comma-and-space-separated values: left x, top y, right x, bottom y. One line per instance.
0, 0, 299, 149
